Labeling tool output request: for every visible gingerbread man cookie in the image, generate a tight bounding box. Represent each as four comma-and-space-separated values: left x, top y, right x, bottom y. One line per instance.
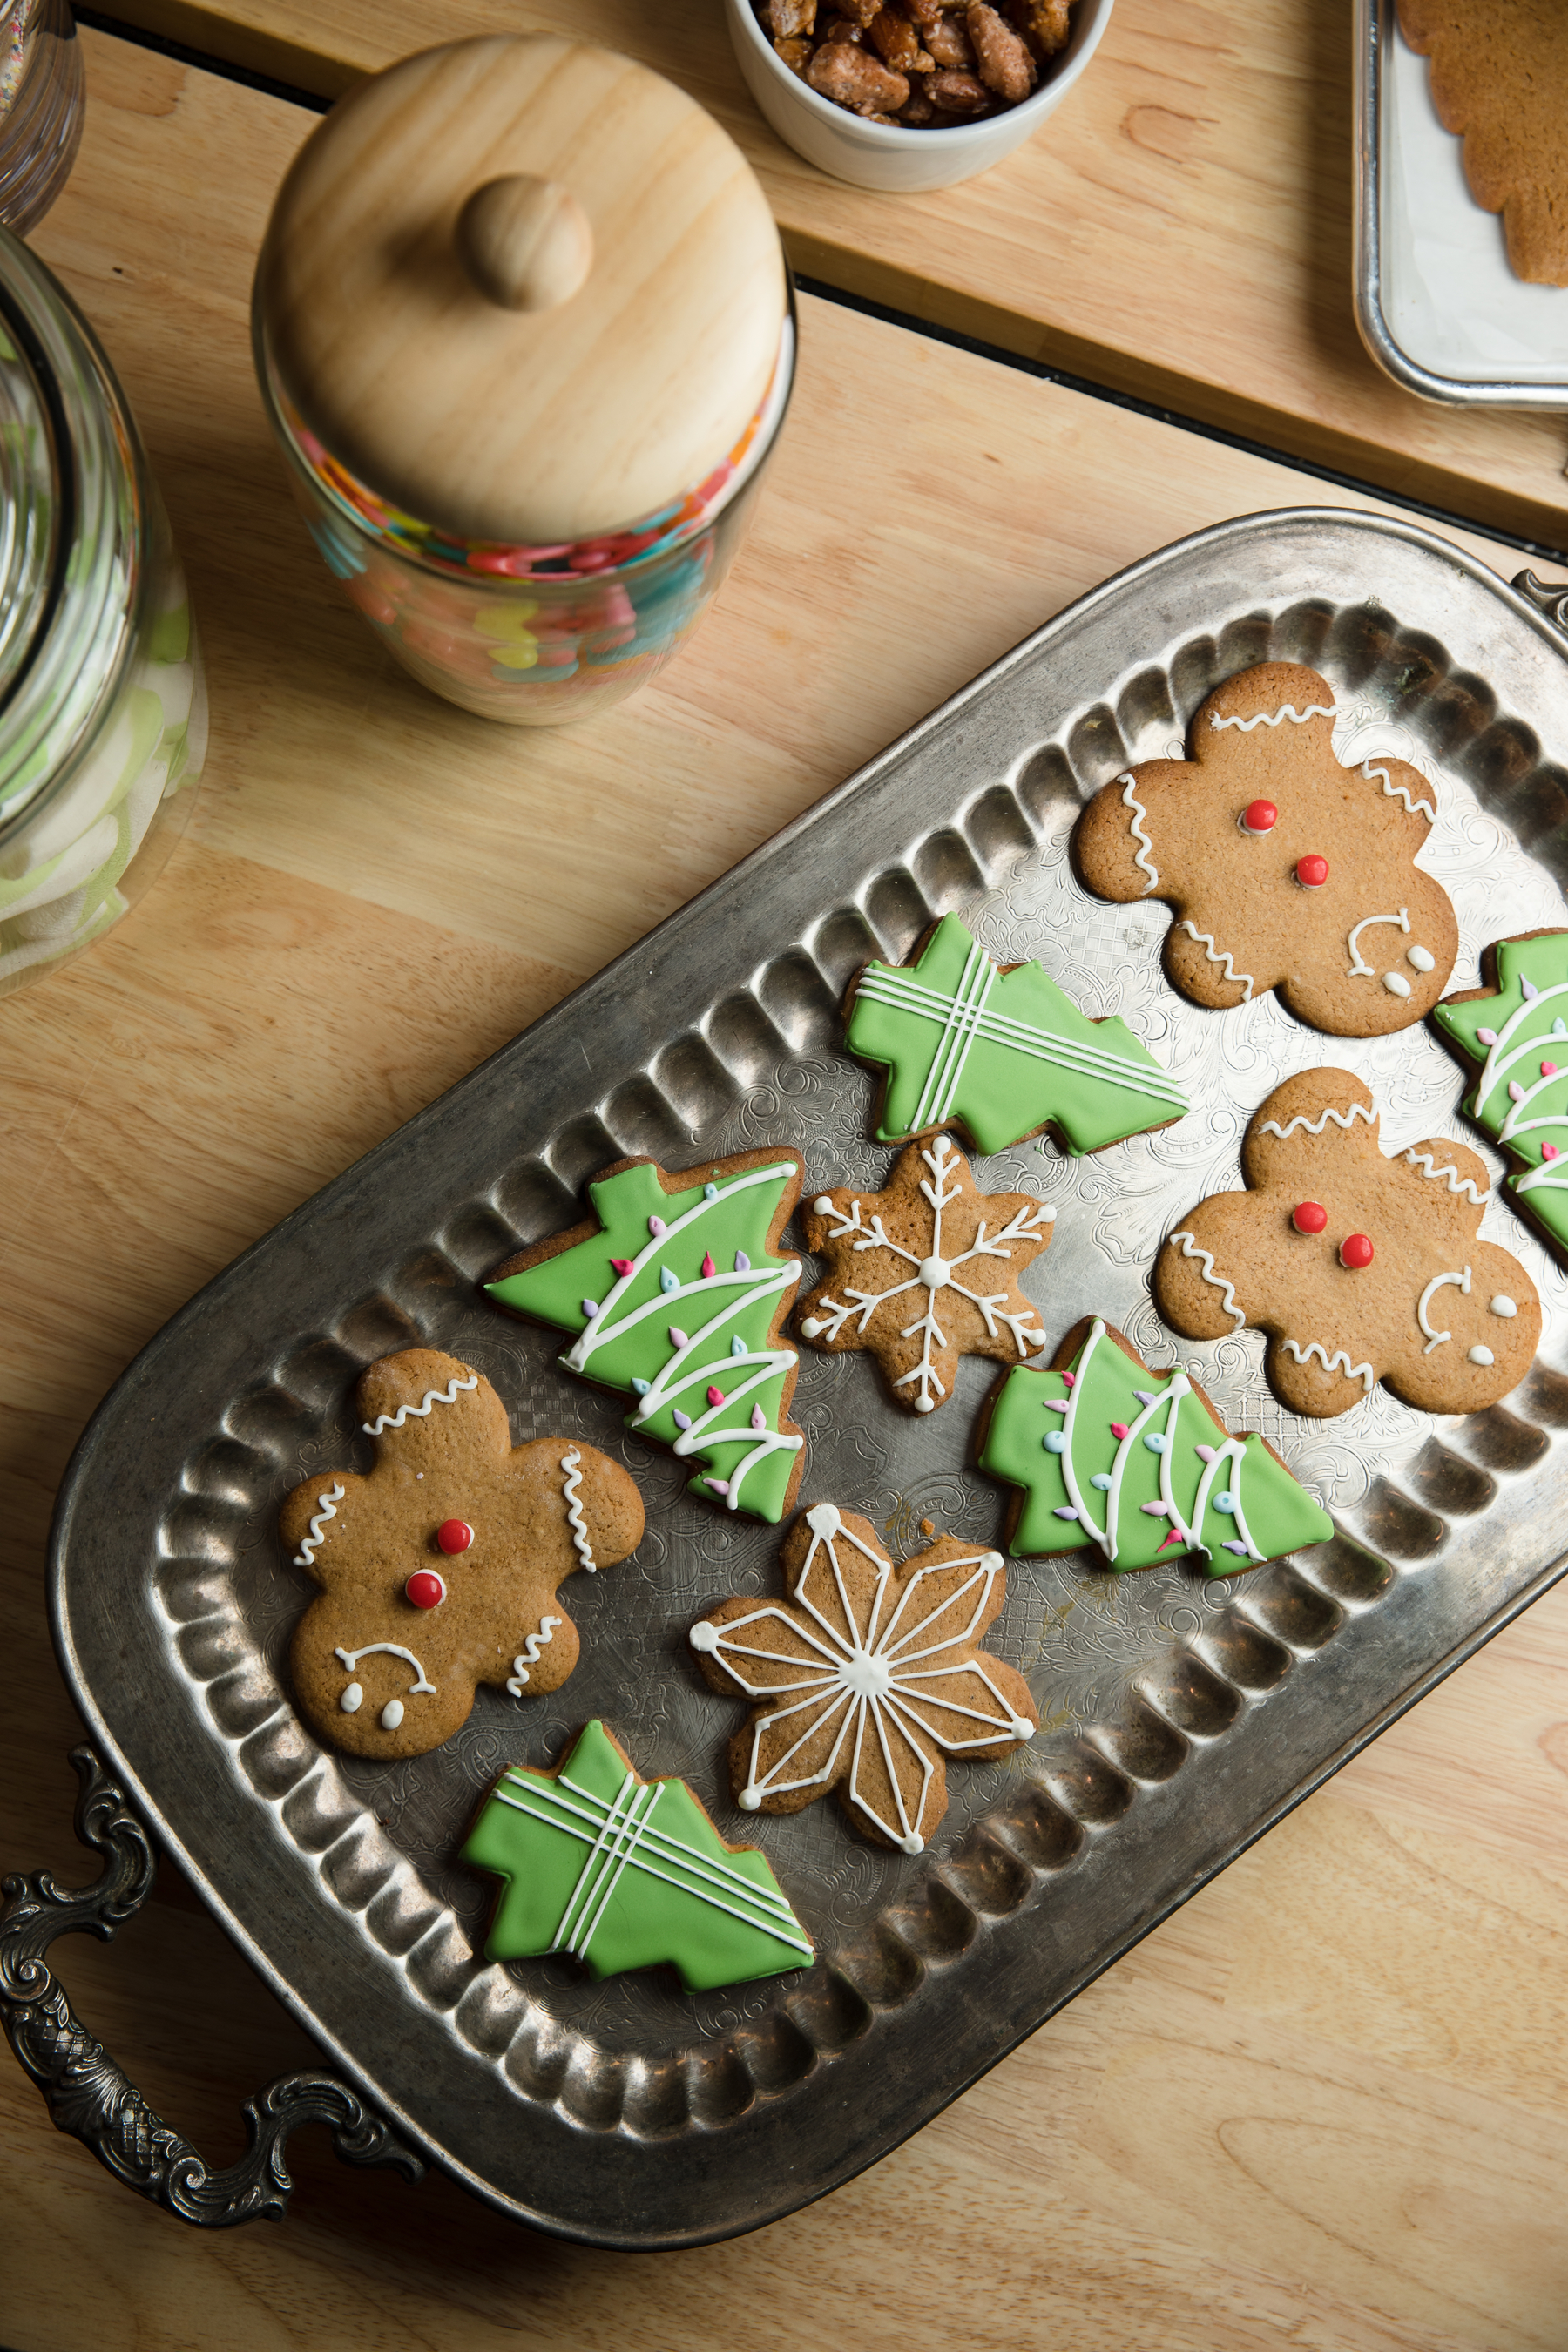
1075, 661, 1458, 1036
689, 1502, 1037, 1855
282, 1348, 645, 1759
798, 1132, 1054, 1414
1152, 1071, 1540, 1418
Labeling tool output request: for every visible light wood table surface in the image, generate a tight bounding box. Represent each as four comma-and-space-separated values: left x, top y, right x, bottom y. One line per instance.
93, 0, 1568, 554
6, 27, 1568, 2352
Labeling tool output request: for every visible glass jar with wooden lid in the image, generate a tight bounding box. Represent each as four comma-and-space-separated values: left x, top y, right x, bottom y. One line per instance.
253, 35, 794, 726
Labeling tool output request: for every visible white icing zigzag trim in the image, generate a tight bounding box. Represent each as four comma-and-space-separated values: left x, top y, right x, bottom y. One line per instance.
1258, 1101, 1375, 1142
1169, 1228, 1246, 1328
294, 1479, 345, 1568
1119, 770, 1159, 895
1281, 1340, 1375, 1395
560, 1449, 597, 1572
1177, 919, 1254, 1002
1210, 702, 1336, 733
1361, 756, 1436, 826
1404, 1149, 1490, 1207
362, 1372, 478, 1436
507, 1616, 563, 1697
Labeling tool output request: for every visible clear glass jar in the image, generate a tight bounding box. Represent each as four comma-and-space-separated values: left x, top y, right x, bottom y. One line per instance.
0, 0, 84, 234
254, 305, 795, 728
0, 228, 206, 997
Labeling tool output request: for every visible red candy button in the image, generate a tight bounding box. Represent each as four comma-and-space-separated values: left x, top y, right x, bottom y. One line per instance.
1242, 800, 1278, 833
436, 1518, 473, 1554
1296, 855, 1329, 888
1292, 1201, 1328, 1234
406, 1570, 447, 1610
1339, 1233, 1375, 1269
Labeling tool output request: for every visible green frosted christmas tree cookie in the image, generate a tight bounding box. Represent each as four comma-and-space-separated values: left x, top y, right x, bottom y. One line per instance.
1434, 930, 1568, 1260
463, 1720, 814, 1990
843, 911, 1190, 1155
979, 1316, 1335, 1575
486, 1149, 806, 1524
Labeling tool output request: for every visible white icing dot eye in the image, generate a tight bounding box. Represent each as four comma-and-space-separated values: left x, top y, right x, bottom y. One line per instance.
689, 1620, 720, 1653
1407, 944, 1436, 972
814, 1196, 834, 1214
340, 1682, 362, 1713
738, 1786, 762, 1811
806, 1502, 842, 1538
380, 1699, 404, 1731
1382, 971, 1412, 997
1469, 1344, 1495, 1367
1490, 1294, 1517, 1317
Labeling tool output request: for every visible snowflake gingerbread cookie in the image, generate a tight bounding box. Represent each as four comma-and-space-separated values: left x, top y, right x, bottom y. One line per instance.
1152, 1070, 1540, 1418
463, 1719, 814, 1992
1075, 660, 1458, 1036
281, 1348, 645, 1759
842, 909, 1189, 1154
688, 1502, 1037, 1855
979, 1316, 1335, 1575
798, 1132, 1054, 1414
486, 1148, 807, 1524
1434, 929, 1568, 1262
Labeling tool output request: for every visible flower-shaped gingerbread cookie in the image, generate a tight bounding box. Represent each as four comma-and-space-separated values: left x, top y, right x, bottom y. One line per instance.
688, 1502, 1037, 1854
281, 1348, 645, 1759
1076, 660, 1457, 1036
797, 1132, 1054, 1414
1153, 1071, 1540, 1417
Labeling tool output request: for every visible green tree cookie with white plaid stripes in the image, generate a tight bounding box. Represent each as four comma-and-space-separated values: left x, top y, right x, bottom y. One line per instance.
843, 911, 1189, 1154
462, 1719, 813, 1991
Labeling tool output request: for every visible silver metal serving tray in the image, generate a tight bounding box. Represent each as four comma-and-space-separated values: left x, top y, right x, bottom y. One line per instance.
1354, 0, 1568, 408
50, 507, 1568, 2249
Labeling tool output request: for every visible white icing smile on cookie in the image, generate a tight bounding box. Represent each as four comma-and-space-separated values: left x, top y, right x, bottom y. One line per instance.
335, 1640, 436, 1733
1416, 1265, 1470, 1354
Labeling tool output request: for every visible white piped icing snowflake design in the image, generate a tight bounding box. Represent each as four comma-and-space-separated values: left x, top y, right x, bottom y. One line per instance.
798, 1134, 1054, 1415
689, 1502, 1037, 1855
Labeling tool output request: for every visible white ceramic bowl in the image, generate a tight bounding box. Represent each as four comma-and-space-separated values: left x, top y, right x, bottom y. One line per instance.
723, 0, 1114, 193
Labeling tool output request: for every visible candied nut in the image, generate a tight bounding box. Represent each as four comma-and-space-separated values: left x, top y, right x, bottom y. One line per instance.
821, 16, 865, 40
899, 84, 936, 120
925, 11, 976, 67
808, 41, 910, 109
903, 0, 944, 22
763, 0, 817, 33
927, 65, 990, 112
774, 33, 813, 71
868, 7, 927, 71
1018, 0, 1071, 53
836, 0, 882, 24
966, 0, 1035, 100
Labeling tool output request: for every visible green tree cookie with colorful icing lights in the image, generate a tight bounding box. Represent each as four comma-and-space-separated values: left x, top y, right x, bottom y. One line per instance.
843, 910, 1189, 1154
463, 1720, 814, 1991
979, 1316, 1335, 1575
1434, 930, 1568, 1261
486, 1148, 807, 1524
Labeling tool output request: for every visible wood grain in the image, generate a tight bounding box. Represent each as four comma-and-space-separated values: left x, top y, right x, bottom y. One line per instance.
5, 28, 1568, 2351
91, 0, 1568, 553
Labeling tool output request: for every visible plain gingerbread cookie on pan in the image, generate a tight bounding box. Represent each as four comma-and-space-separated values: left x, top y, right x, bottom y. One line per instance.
1152, 1070, 1539, 1418
281, 1348, 645, 1760
1074, 661, 1457, 1036
1397, 0, 1568, 287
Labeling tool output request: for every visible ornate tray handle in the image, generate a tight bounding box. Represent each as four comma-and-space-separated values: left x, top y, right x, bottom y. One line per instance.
1513, 570, 1568, 638
2, 1746, 425, 2225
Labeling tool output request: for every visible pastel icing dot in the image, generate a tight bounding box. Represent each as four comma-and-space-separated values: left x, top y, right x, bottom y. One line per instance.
704, 1182, 720, 1199
1476, 1027, 1498, 1046
1489, 1294, 1517, 1317
1044, 1430, 1067, 1453
1544, 1144, 1561, 1161
1214, 1491, 1237, 1514
580, 1297, 600, 1319
1407, 944, 1436, 972
1091, 1473, 1112, 1491
706, 1384, 726, 1407
609, 1257, 633, 1276
1109, 1421, 1131, 1440
701, 1252, 716, 1278
660, 1266, 680, 1294
1469, 1344, 1495, 1366
1544, 1063, 1560, 1078
649, 1215, 666, 1235
732, 1335, 747, 1355
1144, 1431, 1169, 1453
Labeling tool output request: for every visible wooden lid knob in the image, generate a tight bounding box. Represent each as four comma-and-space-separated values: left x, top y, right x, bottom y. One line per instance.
456, 176, 593, 314
254, 36, 787, 547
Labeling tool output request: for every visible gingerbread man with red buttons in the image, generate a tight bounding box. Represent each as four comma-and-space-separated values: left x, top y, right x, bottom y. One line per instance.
1075, 660, 1458, 1036
1155, 1070, 1540, 1418
281, 1348, 644, 1759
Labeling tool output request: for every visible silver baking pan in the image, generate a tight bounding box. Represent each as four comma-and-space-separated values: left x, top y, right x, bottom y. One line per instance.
1353, 0, 1568, 406
30, 507, 1568, 2248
